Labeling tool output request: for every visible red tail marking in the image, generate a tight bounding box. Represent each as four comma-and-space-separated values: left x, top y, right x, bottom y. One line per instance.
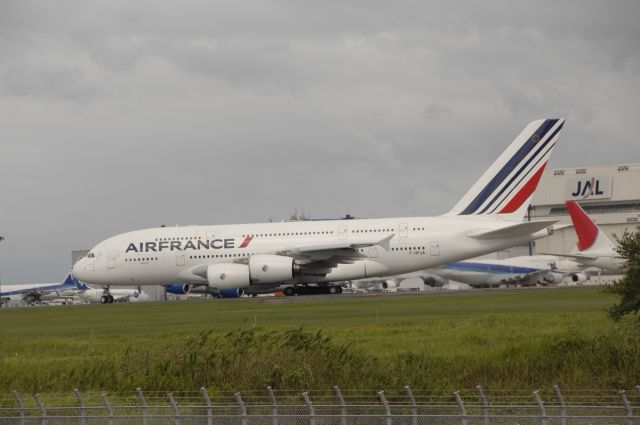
239, 236, 253, 248
498, 163, 547, 214
566, 201, 598, 251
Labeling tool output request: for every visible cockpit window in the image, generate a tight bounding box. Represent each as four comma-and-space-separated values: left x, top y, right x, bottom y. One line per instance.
87, 252, 95, 258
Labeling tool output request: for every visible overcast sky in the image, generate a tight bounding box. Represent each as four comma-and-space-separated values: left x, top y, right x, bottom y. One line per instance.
1, 0, 639, 283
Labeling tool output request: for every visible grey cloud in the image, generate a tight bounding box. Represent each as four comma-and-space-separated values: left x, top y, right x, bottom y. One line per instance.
1, 0, 639, 282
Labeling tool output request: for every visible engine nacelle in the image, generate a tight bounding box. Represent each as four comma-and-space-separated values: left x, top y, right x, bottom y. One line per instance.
248, 255, 295, 284
539, 272, 564, 285
207, 264, 250, 290
165, 283, 192, 295
571, 273, 587, 283
218, 289, 244, 298
382, 280, 398, 290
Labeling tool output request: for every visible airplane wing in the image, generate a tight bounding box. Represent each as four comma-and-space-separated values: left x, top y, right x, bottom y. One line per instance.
493, 269, 553, 285
276, 234, 394, 276
468, 220, 557, 240
538, 252, 599, 260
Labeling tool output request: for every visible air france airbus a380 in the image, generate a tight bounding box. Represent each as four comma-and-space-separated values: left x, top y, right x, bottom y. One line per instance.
73, 119, 566, 296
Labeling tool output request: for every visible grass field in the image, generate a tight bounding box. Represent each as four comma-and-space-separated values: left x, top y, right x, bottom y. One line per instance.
1, 287, 639, 397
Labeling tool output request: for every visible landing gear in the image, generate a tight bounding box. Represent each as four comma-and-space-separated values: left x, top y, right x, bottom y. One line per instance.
283, 284, 343, 296
100, 286, 114, 304
100, 294, 114, 304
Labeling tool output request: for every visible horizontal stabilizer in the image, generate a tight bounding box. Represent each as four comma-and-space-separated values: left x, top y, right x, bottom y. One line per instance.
468, 220, 557, 240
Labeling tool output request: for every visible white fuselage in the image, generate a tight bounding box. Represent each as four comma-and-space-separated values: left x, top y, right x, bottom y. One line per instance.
77, 288, 148, 303
73, 216, 551, 287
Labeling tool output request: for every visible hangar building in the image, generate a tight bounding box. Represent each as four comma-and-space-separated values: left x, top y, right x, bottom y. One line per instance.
531, 163, 640, 259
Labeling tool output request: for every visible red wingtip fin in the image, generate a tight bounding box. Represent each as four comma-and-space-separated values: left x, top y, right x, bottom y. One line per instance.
566, 201, 598, 251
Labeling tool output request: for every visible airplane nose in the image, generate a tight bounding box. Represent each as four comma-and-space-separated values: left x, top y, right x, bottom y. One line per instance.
72, 258, 88, 281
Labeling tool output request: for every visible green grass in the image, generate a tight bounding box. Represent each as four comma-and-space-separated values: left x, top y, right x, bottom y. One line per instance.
1, 288, 639, 397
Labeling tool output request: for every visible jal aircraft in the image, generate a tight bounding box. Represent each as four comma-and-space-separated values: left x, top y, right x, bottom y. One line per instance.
559, 200, 625, 273
72, 119, 566, 296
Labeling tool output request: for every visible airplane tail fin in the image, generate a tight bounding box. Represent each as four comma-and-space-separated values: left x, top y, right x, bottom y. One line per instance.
566, 201, 615, 256
447, 119, 565, 221
70, 275, 89, 291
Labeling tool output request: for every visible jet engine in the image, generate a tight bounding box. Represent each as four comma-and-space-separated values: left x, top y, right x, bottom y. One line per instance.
382, 280, 398, 290
207, 264, 251, 290
218, 289, 244, 298
248, 255, 297, 284
206, 255, 297, 290
571, 273, 587, 284
165, 283, 192, 295
539, 272, 564, 285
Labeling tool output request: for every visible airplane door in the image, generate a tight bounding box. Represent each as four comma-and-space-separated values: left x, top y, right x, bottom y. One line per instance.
176, 253, 185, 267
430, 241, 440, 256
368, 246, 378, 258
107, 252, 117, 269
338, 224, 347, 240
399, 223, 408, 238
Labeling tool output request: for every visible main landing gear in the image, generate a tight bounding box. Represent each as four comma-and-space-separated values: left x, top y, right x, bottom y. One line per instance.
100, 286, 114, 304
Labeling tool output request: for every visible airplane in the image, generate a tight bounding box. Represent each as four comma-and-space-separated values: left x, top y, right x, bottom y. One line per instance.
0, 274, 78, 305
431, 254, 584, 288
73, 279, 149, 304
72, 119, 566, 296
558, 200, 626, 273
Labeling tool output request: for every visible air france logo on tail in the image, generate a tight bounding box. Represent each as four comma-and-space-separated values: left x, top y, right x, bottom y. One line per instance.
448, 118, 565, 219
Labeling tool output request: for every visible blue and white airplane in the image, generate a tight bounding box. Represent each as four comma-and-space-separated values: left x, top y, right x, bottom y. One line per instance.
73, 119, 566, 296
0, 274, 78, 304
432, 254, 583, 287
73, 279, 149, 304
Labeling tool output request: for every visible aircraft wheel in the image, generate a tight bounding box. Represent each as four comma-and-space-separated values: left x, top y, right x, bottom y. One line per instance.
100, 295, 109, 304
284, 287, 296, 296
328, 286, 338, 294
336, 286, 343, 294
108, 295, 115, 303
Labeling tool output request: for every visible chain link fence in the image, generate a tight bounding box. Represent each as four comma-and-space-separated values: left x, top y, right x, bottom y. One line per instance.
1, 385, 639, 424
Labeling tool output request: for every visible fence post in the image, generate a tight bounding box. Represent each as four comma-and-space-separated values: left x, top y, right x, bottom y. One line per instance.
303, 392, 316, 425
267, 386, 278, 425
235, 392, 248, 425
553, 385, 567, 425
201, 387, 213, 425
334, 385, 347, 425
476, 385, 489, 425
636, 385, 640, 400
12, 390, 25, 425
378, 390, 392, 425
533, 390, 548, 425
34, 393, 47, 425
168, 392, 181, 425
405, 385, 417, 425
102, 393, 115, 425
74, 388, 87, 425
454, 391, 468, 425
136, 387, 148, 425
620, 390, 634, 425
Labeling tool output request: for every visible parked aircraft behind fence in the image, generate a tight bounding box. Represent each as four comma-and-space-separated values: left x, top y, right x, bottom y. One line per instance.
73, 119, 566, 297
